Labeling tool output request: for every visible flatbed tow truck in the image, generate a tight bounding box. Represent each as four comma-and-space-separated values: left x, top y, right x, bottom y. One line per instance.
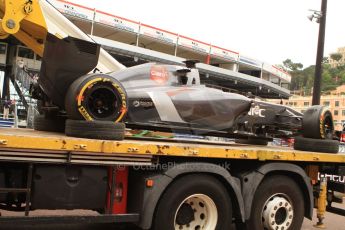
0, 1, 345, 230
0, 128, 344, 229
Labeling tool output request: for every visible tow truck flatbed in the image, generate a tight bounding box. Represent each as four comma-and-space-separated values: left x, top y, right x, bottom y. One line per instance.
0, 128, 344, 228
0, 128, 344, 165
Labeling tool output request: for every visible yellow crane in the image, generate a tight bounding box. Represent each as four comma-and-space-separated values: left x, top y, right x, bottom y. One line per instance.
0, 0, 47, 57
0, 0, 124, 72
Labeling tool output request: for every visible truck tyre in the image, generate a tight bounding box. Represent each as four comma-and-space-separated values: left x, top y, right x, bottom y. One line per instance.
246, 175, 304, 230
152, 174, 233, 230
33, 114, 66, 133
65, 74, 127, 122
293, 136, 339, 153
302, 105, 334, 139
235, 137, 268, 146
65, 119, 125, 140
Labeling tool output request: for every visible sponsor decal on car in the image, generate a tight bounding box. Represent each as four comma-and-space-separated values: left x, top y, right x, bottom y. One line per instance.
150, 65, 169, 85
132, 100, 153, 108
248, 105, 265, 118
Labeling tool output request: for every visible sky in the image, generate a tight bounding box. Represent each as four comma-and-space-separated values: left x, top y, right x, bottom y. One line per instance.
71, 0, 344, 68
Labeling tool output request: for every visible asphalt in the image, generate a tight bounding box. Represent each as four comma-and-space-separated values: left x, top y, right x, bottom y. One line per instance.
0, 201, 344, 230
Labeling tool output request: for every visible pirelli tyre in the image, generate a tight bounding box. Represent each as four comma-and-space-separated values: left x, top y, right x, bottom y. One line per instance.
65, 74, 127, 122
65, 119, 125, 140
235, 137, 268, 146
293, 136, 339, 153
302, 105, 334, 139
33, 114, 66, 133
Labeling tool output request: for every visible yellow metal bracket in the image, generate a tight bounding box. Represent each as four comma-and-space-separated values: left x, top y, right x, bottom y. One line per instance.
0, 0, 48, 56
314, 177, 327, 229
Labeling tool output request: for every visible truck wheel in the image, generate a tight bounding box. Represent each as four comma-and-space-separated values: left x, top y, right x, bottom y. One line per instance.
246, 175, 304, 230
33, 115, 66, 133
302, 105, 334, 139
152, 174, 233, 230
65, 74, 127, 122
235, 137, 268, 146
65, 119, 125, 140
293, 136, 339, 153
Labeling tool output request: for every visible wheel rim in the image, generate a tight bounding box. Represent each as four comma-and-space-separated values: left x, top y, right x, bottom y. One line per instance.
174, 194, 218, 230
261, 193, 294, 230
84, 83, 121, 120
323, 113, 334, 139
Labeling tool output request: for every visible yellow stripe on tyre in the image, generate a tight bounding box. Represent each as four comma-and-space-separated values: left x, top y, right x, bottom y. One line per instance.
76, 77, 127, 123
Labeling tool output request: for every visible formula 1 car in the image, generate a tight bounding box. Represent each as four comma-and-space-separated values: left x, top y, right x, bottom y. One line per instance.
31, 35, 339, 153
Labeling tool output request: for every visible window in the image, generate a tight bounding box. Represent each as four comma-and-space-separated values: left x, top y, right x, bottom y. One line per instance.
0, 44, 6, 54
342, 110, 345, 116
304, 102, 309, 106
335, 101, 340, 107
293, 102, 297, 106
281, 83, 289, 90
323, 101, 330, 106
18, 47, 34, 59
334, 110, 339, 116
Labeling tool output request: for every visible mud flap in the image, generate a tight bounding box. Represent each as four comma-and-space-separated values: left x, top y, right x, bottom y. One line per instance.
39, 33, 100, 108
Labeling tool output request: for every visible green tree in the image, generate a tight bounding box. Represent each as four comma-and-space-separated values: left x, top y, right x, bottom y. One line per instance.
280, 58, 345, 94
322, 57, 329, 64
330, 53, 343, 62
282, 59, 303, 71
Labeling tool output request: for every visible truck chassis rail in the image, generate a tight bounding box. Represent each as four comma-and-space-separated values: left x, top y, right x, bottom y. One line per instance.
0, 128, 345, 164
0, 147, 154, 166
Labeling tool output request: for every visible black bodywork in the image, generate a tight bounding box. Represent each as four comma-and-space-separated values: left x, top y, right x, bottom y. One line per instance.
36, 35, 303, 140
109, 63, 302, 139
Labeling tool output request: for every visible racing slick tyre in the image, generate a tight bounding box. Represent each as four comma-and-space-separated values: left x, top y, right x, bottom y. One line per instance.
65, 74, 127, 122
65, 119, 125, 140
235, 137, 268, 146
152, 174, 233, 230
246, 175, 304, 230
302, 105, 334, 139
33, 114, 66, 133
293, 136, 339, 153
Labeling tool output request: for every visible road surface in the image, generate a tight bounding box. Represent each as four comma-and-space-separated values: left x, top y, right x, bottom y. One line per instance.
0, 201, 344, 230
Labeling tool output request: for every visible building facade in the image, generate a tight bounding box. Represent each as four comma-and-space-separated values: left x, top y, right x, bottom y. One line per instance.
48, 0, 291, 90
270, 85, 345, 131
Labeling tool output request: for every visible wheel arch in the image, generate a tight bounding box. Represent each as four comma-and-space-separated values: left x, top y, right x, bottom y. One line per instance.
241, 163, 313, 221
137, 162, 245, 229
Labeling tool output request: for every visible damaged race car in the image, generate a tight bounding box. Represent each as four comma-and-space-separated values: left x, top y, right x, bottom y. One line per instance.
31, 35, 339, 153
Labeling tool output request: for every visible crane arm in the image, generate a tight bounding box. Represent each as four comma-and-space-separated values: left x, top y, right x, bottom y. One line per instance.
0, 0, 48, 56
0, 0, 125, 72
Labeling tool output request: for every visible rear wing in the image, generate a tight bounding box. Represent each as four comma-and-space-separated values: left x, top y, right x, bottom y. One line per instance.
39, 33, 100, 108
